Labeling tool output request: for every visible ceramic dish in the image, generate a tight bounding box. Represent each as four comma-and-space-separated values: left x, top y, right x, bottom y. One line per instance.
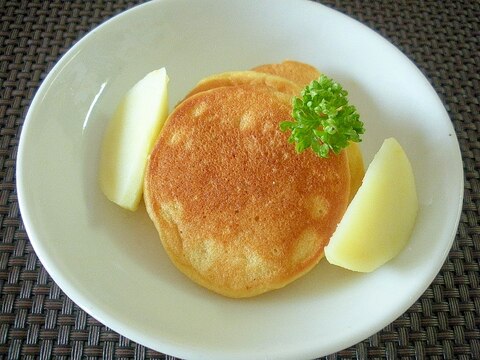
17, 0, 463, 359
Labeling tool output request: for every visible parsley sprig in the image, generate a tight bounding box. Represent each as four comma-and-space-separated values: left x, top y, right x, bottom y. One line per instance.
280, 75, 364, 158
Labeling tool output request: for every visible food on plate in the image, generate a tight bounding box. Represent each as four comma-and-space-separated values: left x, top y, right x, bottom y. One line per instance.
100, 60, 418, 297
99, 68, 169, 211
144, 83, 351, 298
324, 137, 418, 272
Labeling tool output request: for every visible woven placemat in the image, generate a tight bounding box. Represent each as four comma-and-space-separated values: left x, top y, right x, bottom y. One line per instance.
0, 0, 478, 359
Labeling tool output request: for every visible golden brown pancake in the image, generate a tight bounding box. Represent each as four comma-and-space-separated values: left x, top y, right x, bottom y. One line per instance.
345, 142, 365, 202
183, 64, 364, 201
252, 60, 321, 87
144, 85, 351, 298
184, 71, 302, 100
182, 64, 364, 202
253, 61, 365, 200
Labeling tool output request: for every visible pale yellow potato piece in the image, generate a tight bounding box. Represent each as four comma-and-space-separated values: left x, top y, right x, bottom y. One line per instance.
99, 68, 169, 211
324, 137, 418, 272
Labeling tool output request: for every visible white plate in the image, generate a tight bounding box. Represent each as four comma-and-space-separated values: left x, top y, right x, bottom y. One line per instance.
17, 0, 463, 359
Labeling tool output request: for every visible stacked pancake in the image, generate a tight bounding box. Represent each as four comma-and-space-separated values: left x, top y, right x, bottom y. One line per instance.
144, 61, 364, 298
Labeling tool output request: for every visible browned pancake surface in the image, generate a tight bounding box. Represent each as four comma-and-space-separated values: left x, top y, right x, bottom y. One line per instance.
144, 85, 350, 297
253, 60, 365, 200
185, 71, 302, 100
252, 60, 321, 87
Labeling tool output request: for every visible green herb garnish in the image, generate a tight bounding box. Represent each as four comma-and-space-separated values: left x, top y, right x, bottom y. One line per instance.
280, 75, 365, 158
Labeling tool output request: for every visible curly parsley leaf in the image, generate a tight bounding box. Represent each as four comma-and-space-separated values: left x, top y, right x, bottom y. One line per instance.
280, 75, 365, 158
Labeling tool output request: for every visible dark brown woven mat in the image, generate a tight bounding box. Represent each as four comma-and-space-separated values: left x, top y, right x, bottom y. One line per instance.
1, 0, 479, 359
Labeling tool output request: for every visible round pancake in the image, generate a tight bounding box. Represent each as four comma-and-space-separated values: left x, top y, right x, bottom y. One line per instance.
252, 60, 321, 87
183, 70, 302, 100
253, 60, 365, 200
144, 85, 350, 298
